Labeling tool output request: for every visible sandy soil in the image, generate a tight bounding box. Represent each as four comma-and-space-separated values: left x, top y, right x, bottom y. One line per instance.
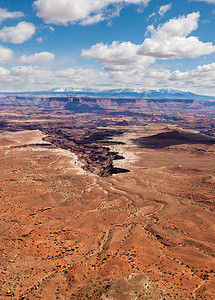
0, 125, 215, 299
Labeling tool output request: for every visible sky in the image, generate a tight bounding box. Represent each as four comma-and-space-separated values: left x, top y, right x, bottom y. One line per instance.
1, 0, 215, 94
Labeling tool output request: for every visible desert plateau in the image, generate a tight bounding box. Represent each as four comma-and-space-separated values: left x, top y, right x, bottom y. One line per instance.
2, 0, 215, 299
0, 96, 214, 299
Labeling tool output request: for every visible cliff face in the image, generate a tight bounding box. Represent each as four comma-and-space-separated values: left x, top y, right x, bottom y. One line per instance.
44, 97, 197, 112
42, 126, 130, 177
0, 117, 129, 177
0, 95, 214, 177
1, 95, 213, 115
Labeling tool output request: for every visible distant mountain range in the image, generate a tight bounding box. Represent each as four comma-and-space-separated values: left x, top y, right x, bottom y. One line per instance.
42, 88, 215, 100
2, 88, 215, 100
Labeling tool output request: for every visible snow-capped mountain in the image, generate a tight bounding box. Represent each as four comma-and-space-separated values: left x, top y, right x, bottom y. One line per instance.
45, 88, 215, 100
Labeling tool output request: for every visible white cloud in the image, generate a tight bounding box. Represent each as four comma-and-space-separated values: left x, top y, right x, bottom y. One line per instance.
0, 22, 35, 44
1, 61, 215, 95
82, 12, 215, 73
0, 7, 24, 24
80, 13, 105, 25
0, 10, 214, 94
167, 63, 215, 94
0, 65, 111, 91
75, 12, 215, 95
158, 4, 172, 17
33, 0, 151, 25
11, 65, 49, 77
81, 41, 155, 71
48, 26, 55, 32
9, 66, 54, 86
139, 36, 215, 59
147, 12, 156, 20
36, 37, 43, 43
19, 52, 55, 65
169, 63, 215, 86
55, 67, 109, 85
190, 0, 215, 3
146, 12, 199, 40
42, 25, 55, 31
138, 12, 215, 59
0, 66, 10, 76
0, 45, 13, 65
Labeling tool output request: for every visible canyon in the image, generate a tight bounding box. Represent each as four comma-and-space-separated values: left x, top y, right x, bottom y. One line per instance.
0, 95, 215, 299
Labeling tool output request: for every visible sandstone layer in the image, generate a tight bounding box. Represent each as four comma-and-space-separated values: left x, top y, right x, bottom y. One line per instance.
0, 97, 215, 299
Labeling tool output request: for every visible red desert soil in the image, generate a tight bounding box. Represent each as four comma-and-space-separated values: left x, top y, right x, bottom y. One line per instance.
0, 124, 215, 299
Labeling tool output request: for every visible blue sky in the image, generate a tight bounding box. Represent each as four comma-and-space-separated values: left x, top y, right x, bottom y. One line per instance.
1, 0, 215, 94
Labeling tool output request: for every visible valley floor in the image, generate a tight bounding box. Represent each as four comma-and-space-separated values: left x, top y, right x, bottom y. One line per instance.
0, 123, 215, 299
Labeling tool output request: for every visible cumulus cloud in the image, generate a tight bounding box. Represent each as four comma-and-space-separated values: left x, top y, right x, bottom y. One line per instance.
0, 66, 10, 76
81, 41, 155, 71
0, 65, 111, 91
55, 67, 109, 86
0, 10, 214, 94
0, 45, 13, 65
0, 64, 168, 91
138, 12, 215, 59
139, 36, 215, 59
158, 4, 172, 17
11, 65, 51, 78
82, 41, 140, 64
0, 7, 24, 24
0, 22, 35, 44
146, 12, 199, 39
169, 63, 215, 86
82, 12, 215, 73
19, 52, 55, 65
33, 0, 150, 25
8, 66, 54, 88
1, 61, 215, 95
